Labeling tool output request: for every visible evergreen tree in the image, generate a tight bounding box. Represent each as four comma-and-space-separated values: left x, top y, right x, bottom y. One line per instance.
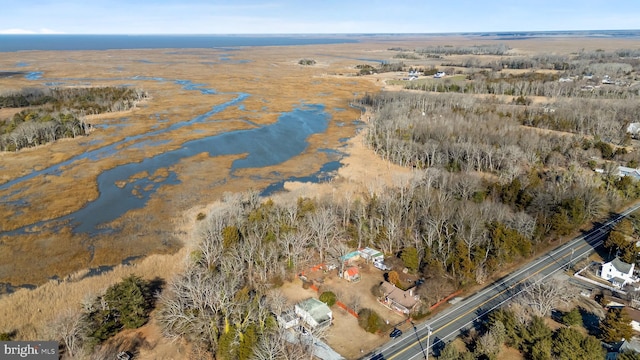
601, 308, 633, 343
530, 337, 552, 360
84, 275, 154, 346
104, 274, 152, 329
580, 333, 606, 360
401, 247, 420, 273
553, 327, 583, 360
561, 307, 583, 327
237, 324, 257, 360
523, 316, 552, 347
319, 291, 337, 307
487, 309, 521, 348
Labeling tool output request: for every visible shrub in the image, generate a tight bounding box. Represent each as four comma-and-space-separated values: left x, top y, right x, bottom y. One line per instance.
298, 59, 316, 66
319, 291, 337, 307
388, 271, 401, 287
196, 212, 206, 220
357, 308, 385, 333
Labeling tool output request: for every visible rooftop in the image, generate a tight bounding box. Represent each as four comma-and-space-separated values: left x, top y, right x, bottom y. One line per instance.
380, 281, 419, 310
609, 257, 634, 275
296, 298, 332, 324
345, 266, 359, 277
359, 247, 383, 259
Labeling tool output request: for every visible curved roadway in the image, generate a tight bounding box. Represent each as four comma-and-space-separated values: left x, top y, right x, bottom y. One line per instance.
365, 202, 640, 360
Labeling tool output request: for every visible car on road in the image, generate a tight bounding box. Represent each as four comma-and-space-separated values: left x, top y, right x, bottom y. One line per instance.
389, 328, 402, 338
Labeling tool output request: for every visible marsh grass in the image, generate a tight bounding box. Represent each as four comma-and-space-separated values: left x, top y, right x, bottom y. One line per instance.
0, 247, 189, 340
0, 46, 376, 285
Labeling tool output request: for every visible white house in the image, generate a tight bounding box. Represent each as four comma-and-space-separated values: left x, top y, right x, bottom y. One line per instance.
599, 257, 636, 287
627, 123, 640, 139
618, 166, 640, 181
596, 166, 640, 181
295, 298, 332, 329
358, 247, 384, 263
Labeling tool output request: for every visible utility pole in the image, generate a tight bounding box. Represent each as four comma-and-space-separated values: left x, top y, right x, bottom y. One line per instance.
567, 247, 575, 270
411, 320, 428, 359
425, 324, 432, 360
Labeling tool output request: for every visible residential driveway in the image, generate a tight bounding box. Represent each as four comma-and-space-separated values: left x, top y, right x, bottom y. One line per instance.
283, 330, 345, 360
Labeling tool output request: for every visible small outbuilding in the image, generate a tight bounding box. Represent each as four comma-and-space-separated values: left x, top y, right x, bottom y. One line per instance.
359, 247, 384, 263
343, 266, 361, 282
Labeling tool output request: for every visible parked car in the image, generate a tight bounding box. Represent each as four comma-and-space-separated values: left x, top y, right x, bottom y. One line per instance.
390, 328, 402, 338
374, 261, 391, 271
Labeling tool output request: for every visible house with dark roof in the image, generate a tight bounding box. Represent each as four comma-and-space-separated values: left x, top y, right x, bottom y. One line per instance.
606, 337, 640, 359
379, 281, 420, 314
599, 257, 636, 288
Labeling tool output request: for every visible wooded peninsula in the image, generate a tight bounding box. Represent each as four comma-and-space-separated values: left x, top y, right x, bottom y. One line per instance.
0, 87, 148, 151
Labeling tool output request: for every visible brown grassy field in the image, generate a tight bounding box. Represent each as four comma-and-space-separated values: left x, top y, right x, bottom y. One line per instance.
1, 34, 637, 355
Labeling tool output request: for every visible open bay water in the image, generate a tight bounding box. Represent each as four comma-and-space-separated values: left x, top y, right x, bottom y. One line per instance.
0, 34, 358, 52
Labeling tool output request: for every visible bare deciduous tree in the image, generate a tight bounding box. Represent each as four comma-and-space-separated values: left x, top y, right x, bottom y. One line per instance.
518, 278, 576, 317
46, 309, 85, 359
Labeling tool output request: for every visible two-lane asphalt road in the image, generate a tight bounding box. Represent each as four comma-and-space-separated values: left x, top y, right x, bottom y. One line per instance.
366, 202, 640, 360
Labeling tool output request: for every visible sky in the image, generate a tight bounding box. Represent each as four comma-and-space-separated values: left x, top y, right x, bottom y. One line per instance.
0, 0, 639, 35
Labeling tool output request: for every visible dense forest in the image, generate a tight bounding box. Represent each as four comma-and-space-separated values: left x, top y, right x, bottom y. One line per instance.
0, 87, 148, 151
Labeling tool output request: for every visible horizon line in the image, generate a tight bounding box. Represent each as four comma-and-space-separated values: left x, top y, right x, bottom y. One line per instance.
1, 29, 639, 36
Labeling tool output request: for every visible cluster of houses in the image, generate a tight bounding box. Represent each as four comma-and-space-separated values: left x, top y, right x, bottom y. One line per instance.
339, 247, 422, 314
400, 70, 447, 81
280, 247, 409, 330
338, 247, 389, 283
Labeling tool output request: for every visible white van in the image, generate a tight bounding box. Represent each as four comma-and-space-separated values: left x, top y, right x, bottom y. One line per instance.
374, 261, 391, 271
